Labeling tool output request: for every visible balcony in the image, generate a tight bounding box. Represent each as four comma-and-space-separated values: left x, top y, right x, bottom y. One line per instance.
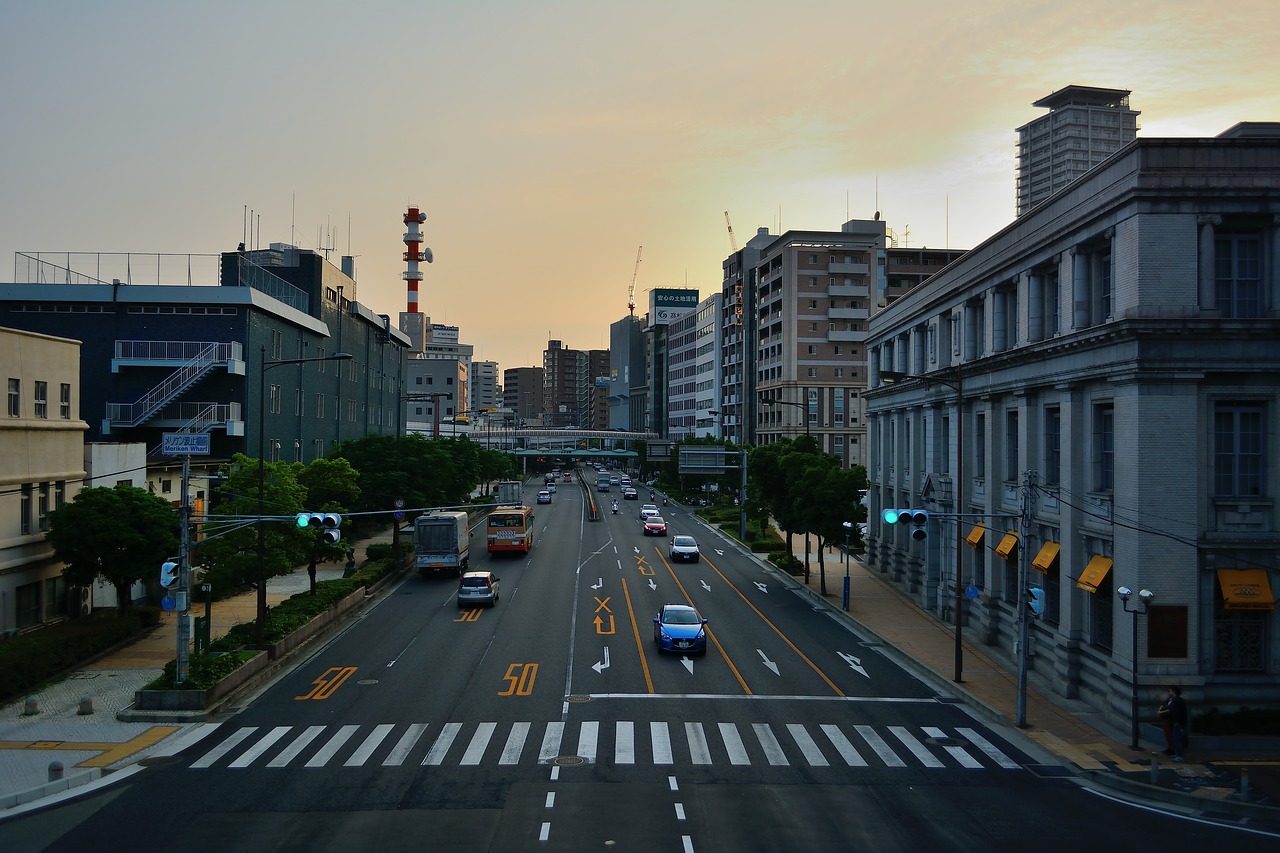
828, 307, 869, 321
827, 329, 867, 343
827, 283, 869, 299
828, 262, 869, 275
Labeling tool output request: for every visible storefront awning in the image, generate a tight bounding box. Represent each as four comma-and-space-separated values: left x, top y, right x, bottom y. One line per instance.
995, 531, 1019, 560
1031, 541, 1060, 574
1076, 555, 1112, 593
965, 523, 985, 548
1217, 569, 1276, 611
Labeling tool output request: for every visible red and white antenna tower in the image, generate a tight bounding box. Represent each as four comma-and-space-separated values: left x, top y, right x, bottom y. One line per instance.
402, 206, 433, 313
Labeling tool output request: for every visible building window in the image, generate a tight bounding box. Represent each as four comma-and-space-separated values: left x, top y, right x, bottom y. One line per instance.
55, 480, 66, 510
8, 378, 19, 417
1093, 403, 1114, 492
1214, 403, 1264, 497
973, 412, 985, 478
20, 484, 32, 535
1043, 407, 1061, 486
834, 368, 843, 379
1004, 409, 1019, 481
271, 329, 283, 360
34, 381, 48, 418
161, 479, 172, 494
1215, 234, 1262, 318
316, 393, 324, 420
60, 383, 71, 419
269, 438, 280, 463
1042, 267, 1060, 337
834, 345, 842, 356
15, 581, 40, 629
807, 368, 817, 378
1089, 560, 1113, 651
270, 384, 281, 415
295, 389, 303, 416
1099, 250, 1112, 320
808, 345, 817, 355
44, 575, 68, 621
809, 299, 818, 309
38, 482, 50, 531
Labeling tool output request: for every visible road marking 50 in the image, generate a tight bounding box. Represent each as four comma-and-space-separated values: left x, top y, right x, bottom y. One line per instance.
499, 663, 539, 696
455, 609, 482, 622
295, 666, 357, 700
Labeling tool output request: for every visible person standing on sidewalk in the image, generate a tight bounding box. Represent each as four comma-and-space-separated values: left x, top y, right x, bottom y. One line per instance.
1157, 686, 1189, 760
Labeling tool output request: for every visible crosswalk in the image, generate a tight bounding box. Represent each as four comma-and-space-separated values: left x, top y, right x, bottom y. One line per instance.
188, 720, 1023, 772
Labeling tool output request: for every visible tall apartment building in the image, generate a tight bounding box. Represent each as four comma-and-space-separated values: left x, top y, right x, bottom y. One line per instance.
719, 227, 771, 446
542, 340, 584, 429
469, 361, 500, 414
1016, 85, 1139, 217
502, 366, 544, 427
583, 350, 610, 431
866, 128, 1280, 726
668, 294, 723, 439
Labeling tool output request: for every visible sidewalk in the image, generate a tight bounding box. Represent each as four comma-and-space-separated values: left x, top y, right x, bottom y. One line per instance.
779, 534, 1279, 817
0, 529, 396, 814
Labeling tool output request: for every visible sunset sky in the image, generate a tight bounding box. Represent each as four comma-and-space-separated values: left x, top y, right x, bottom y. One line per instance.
3, 1, 1277, 374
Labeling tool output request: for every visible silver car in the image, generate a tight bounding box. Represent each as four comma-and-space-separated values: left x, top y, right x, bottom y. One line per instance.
457, 571, 500, 607
669, 535, 700, 562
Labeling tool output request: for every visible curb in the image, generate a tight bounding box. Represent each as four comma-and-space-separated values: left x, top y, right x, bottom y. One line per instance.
1080, 768, 1280, 821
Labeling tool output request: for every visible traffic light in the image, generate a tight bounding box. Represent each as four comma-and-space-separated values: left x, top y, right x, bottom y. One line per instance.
882, 508, 928, 540
295, 512, 343, 544
1026, 587, 1046, 617
160, 559, 179, 588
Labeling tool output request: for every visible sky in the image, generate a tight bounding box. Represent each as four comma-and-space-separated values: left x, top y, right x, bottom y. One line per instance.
3, 0, 1278, 374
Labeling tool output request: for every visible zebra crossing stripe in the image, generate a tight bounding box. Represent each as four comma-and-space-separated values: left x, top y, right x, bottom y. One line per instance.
461, 722, 497, 766
819, 724, 868, 767
424, 722, 462, 765
616, 721, 635, 764
267, 725, 325, 768
888, 726, 944, 768
956, 727, 1022, 769
651, 721, 674, 765
306, 724, 359, 768
686, 722, 712, 765
538, 721, 564, 763
229, 725, 290, 768
786, 723, 829, 767
577, 721, 599, 763
753, 723, 789, 766
383, 723, 428, 767
500, 722, 530, 765
718, 722, 750, 765
191, 726, 257, 768
853, 725, 906, 767
922, 726, 982, 769
347, 724, 395, 767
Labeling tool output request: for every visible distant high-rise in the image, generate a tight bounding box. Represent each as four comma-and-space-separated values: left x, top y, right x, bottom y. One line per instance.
1015, 85, 1139, 217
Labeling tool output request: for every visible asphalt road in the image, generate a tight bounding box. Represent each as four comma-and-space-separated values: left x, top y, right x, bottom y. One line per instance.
2, 474, 1277, 852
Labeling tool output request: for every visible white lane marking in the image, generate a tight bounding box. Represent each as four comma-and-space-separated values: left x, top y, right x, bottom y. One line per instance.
786, 723, 829, 767
753, 723, 789, 766
889, 726, 943, 768
267, 725, 326, 768
549, 765, 560, 781
423, 722, 462, 765
922, 725, 983, 768
539, 822, 551, 841
539, 721, 565, 763
577, 720, 599, 762
686, 722, 712, 765
228, 726, 289, 769
345, 724, 394, 767
545, 792, 555, 808
500, 721, 530, 765
719, 722, 750, 765
668, 775, 679, 791
383, 723, 428, 766
306, 724, 359, 768
820, 724, 868, 767
674, 802, 686, 820
460, 722, 497, 766
651, 721, 673, 765
682, 835, 695, 853
615, 721, 635, 764
854, 724, 906, 767
758, 649, 779, 675
592, 646, 611, 673
191, 726, 258, 768
955, 727, 1021, 769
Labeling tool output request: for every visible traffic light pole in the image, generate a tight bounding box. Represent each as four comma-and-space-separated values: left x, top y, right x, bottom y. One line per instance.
1015, 469, 1034, 727
175, 453, 192, 684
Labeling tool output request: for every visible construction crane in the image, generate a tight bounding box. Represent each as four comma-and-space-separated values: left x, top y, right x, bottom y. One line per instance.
628, 245, 642, 317
724, 211, 739, 252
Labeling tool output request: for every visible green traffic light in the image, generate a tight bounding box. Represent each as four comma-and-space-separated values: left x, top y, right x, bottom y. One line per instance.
882, 508, 901, 524
295, 513, 311, 528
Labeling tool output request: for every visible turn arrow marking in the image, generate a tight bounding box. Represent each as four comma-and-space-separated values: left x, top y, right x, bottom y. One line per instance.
758, 649, 779, 675
754, 582, 769, 594
700, 580, 711, 592
591, 578, 603, 590
681, 657, 695, 674
648, 579, 657, 590
592, 646, 611, 674
838, 651, 870, 678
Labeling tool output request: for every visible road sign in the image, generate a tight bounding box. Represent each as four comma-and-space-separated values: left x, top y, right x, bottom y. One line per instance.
393, 498, 405, 509
394, 511, 405, 521
162, 433, 210, 455
161, 595, 176, 611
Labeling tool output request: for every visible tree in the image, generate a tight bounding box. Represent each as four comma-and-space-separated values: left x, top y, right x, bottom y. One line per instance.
795, 463, 867, 595
296, 456, 361, 594
195, 453, 308, 594
47, 484, 178, 613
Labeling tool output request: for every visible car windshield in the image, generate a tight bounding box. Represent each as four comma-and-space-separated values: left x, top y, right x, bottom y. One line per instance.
663, 609, 699, 625
462, 577, 491, 588
673, 536, 696, 547
647, 518, 665, 525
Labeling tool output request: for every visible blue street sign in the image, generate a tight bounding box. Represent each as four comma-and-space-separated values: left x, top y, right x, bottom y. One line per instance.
393, 511, 405, 521
161, 595, 176, 611
162, 433, 211, 455
965, 584, 980, 600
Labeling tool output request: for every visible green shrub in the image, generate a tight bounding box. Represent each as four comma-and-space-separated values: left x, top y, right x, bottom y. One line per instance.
366, 542, 409, 562
768, 553, 805, 575
0, 609, 156, 703
146, 650, 260, 690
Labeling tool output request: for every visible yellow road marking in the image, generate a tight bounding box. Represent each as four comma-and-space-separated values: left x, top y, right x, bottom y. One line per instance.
0, 726, 182, 768
620, 576, 655, 694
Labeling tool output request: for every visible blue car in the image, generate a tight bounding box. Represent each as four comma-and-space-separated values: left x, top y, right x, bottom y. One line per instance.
652, 604, 708, 654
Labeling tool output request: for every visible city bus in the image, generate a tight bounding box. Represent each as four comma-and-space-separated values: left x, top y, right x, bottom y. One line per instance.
487, 505, 536, 555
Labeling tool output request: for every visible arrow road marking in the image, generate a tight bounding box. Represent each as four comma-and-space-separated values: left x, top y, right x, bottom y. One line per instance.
681, 657, 694, 674
648, 579, 657, 590
715, 548, 724, 555
758, 649, 779, 676
700, 581, 711, 592
633, 546, 641, 554
838, 651, 870, 678
592, 646, 611, 674
591, 578, 603, 590
754, 582, 769, 594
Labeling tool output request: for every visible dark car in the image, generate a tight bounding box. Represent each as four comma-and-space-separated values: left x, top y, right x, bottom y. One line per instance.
653, 604, 707, 654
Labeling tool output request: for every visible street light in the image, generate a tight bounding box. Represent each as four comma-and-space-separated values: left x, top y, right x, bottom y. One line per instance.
881, 368, 965, 683
762, 396, 810, 437
257, 347, 353, 647
1118, 585, 1155, 750
841, 521, 854, 612
710, 410, 748, 543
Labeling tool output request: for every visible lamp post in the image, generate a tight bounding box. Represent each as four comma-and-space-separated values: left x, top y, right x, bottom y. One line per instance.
841, 520, 853, 611
1118, 585, 1155, 749
257, 347, 352, 647
710, 410, 749, 543
762, 396, 810, 438
880, 368, 965, 683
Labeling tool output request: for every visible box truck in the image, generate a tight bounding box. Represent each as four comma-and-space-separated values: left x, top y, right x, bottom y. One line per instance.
414, 511, 471, 577
495, 480, 522, 506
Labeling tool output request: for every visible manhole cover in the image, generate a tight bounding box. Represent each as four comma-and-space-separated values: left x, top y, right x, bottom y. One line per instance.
565, 694, 592, 703
356, 679, 378, 685
554, 756, 586, 767
138, 755, 183, 767
925, 737, 966, 747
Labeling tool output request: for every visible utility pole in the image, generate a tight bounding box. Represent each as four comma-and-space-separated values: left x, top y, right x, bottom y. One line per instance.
1015, 469, 1035, 727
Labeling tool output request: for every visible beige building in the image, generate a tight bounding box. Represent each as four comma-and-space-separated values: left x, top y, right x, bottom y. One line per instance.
0, 327, 88, 633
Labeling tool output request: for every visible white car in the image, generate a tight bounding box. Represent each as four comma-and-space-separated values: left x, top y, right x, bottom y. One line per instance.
640, 504, 660, 520
669, 535, 700, 562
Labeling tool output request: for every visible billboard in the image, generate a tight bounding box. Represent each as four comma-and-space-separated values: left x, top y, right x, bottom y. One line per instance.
650, 288, 699, 326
